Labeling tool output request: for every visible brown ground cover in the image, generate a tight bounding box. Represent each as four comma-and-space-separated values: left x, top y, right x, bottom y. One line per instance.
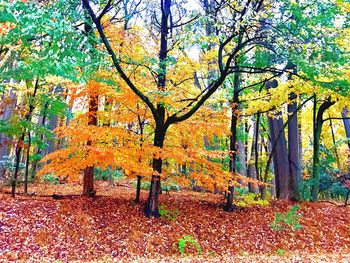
0, 181, 350, 262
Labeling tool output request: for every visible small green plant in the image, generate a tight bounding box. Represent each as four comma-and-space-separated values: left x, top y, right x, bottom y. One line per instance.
276, 248, 286, 256
271, 205, 302, 231
177, 235, 202, 255
235, 192, 269, 207
159, 204, 179, 222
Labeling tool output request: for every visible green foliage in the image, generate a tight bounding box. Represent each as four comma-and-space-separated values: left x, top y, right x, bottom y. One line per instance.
0, 155, 25, 173
235, 189, 269, 207
161, 181, 181, 192
271, 205, 303, 232
42, 173, 60, 185
177, 235, 202, 255
132, 179, 180, 192
159, 204, 179, 222
94, 167, 124, 181
300, 144, 347, 201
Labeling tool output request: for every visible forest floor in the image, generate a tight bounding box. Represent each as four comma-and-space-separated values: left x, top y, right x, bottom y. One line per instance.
1, 181, 350, 262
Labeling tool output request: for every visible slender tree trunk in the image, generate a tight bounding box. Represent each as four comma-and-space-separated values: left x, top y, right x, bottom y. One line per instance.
342, 108, 350, 172
254, 112, 260, 182
298, 121, 303, 181
135, 175, 142, 203
144, 0, 170, 218
31, 102, 48, 174
329, 116, 340, 170
288, 90, 300, 200
12, 79, 39, 197
225, 65, 241, 211
135, 114, 144, 203
311, 97, 335, 201
247, 117, 259, 193
24, 131, 31, 194
11, 135, 24, 197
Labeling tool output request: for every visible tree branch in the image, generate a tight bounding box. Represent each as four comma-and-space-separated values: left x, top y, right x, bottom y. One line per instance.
81, 0, 158, 119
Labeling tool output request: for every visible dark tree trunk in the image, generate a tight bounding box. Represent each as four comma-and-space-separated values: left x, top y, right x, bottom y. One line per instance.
82, 93, 98, 197
288, 90, 300, 201
342, 108, 350, 148
311, 97, 335, 201
266, 80, 290, 199
144, 0, 170, 218
12, 79, 39, 197
225, 69, 240, 212
135, 175, 142, 203
269, 115, 290, 199
224, 185, 235, 212
225, 27, 243, 211
144, 124, 166, 218
83, 166, 94, 196
82, 4, 98, 197
11, 135, 24, 197
24, 131, 31, 194
31, 101, 48, 174
254, 112, 260, 182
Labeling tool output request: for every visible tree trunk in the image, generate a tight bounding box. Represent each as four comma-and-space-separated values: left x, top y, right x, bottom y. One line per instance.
329, 116, 340, 170
288, 90, 300, 200
311, 97, 335, 201
144, 124, 166, 218
12, 79, 39, 197
225, 66, 241, 212
24, 131, 31, 194
82, 92, 98, 197
265, 79, 290, 199
268, 114, 290, 199
31, 101, 48, 174
144, 0, 170, 218
254, 112, 261, 182
247, 116, 259, 193
342, 108, 350, 172
135, 175, 142, 203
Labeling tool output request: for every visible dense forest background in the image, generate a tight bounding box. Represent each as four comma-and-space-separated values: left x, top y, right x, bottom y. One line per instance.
1, 0, 350, 261
0, 0, 350, 215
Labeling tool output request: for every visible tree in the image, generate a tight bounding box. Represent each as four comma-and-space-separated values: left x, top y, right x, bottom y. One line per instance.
82, 0, 271, 217
0, 0, 95, 196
